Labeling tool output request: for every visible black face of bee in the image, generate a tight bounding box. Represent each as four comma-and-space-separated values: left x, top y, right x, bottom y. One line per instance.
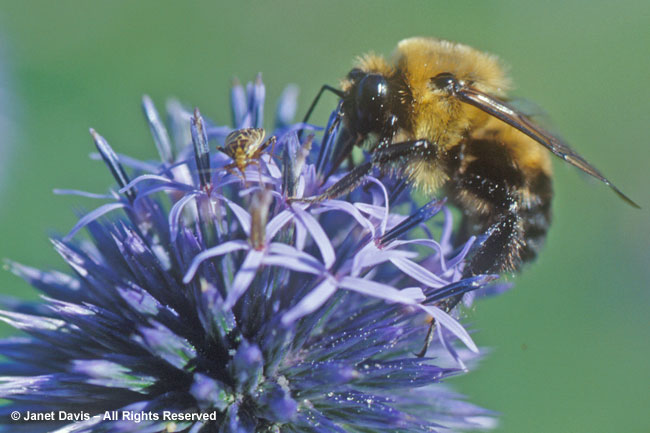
346, 69, 390, 136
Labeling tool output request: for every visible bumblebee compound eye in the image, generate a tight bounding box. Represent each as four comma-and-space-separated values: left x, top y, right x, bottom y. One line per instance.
347, 68, 365, 81
430, 72, 459, 93
354, 73, 389, 133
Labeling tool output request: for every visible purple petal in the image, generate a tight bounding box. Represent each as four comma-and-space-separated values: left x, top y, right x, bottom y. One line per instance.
239, 168, 271, 186
295, 174, 306, 197
295, 219, 307, 251
275, 84, 299, 129
224, 250, 265, 309
437, 323, 466, 370
183, 240, 250, 283
338, 277, 421, 305
89, 151, 161, 172
258, 383, 298, 422
190, 373, 229, 411
206, 125, 232, 139
142, 95, 173, 163
261, 256, 323, 275
282, 278, 338, 325
219, 195, 252, 236
291, 204, 335, 268
400, 286, 426, 302
136, 322, 196, 369
239, 112, 253, 129
440, 207, 454, 252
249, 74, 265, 128
262, 243, 324, 275
132, 183, 197, 210
72, 359, 155, 390
53, 189, 116, 200
446, 236, 476, 269
0, 309, 65, 332
390, 239, 446, 272
117, 174, 176, 193
314, 200, 375, 237
390, 257, 449, 288
63, 202, 127, 241
165, 159, 194, 184
166, 99, 193, 152
350, 243, 417, 278
134, 182, 196, 200
262, 155, 282, 179
278, 122, 323, 136
238, 185, 283, 201
354, 203, 387, 220
6, 262, 82, 300
231, 79, 247, 128
265, 210, 294, 240
475, 281, 514, 298
363, 176, 389, 234
418, 304, 478, 353
169, 191, 201, 242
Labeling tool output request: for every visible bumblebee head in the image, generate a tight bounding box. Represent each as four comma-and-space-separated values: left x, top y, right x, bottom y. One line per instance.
342, 68, 392, 137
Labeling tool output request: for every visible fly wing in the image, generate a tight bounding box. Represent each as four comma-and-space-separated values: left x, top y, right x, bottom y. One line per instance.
454, 85, 639, 208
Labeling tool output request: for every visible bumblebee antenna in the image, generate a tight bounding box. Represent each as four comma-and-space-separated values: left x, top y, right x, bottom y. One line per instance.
299, 84, 344, 141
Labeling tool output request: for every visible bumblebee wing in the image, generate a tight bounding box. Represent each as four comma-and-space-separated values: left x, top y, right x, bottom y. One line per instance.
455, 85, 639, 208
507, 97, 555, 128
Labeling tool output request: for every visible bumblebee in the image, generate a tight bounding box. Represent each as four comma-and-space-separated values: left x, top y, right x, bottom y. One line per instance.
299, 37, 638, 277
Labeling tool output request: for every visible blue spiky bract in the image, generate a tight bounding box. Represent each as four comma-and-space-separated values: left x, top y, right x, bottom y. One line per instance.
1, 76, 500, 432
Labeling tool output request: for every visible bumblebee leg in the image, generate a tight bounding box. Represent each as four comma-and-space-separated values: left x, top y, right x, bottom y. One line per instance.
322, 128, 356, 180
323, 114, 397, 181
447, 133, 552, 277
453, 179, 551, 276
291, 161, 373, 203
316, 101, 346, 176
424, 192, 524, 351
372, 139, 436, 165
293, 138, 435, 203
299, 84, 344, 141
468, 204, 522, 274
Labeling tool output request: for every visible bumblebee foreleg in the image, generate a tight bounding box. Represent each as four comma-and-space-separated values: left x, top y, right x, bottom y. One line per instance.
290, 161, 373, 203
291, 139, 435, 203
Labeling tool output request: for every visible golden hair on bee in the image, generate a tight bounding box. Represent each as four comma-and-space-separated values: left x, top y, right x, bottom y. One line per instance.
298, 36, 638, 278
293, 36, 638, 356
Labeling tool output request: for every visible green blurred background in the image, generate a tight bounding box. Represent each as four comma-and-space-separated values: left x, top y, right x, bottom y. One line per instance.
0, 1, 648, 431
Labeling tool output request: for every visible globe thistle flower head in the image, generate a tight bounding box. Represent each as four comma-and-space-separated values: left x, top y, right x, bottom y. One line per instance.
0, 76, 501, 432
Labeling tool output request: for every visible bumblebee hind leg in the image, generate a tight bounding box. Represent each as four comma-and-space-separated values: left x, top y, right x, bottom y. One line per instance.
447, 136, 552, 276
466, 200, 524, 274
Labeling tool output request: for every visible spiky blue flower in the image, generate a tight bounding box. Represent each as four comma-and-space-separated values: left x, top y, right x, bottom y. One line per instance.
0, 76, 502, 432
